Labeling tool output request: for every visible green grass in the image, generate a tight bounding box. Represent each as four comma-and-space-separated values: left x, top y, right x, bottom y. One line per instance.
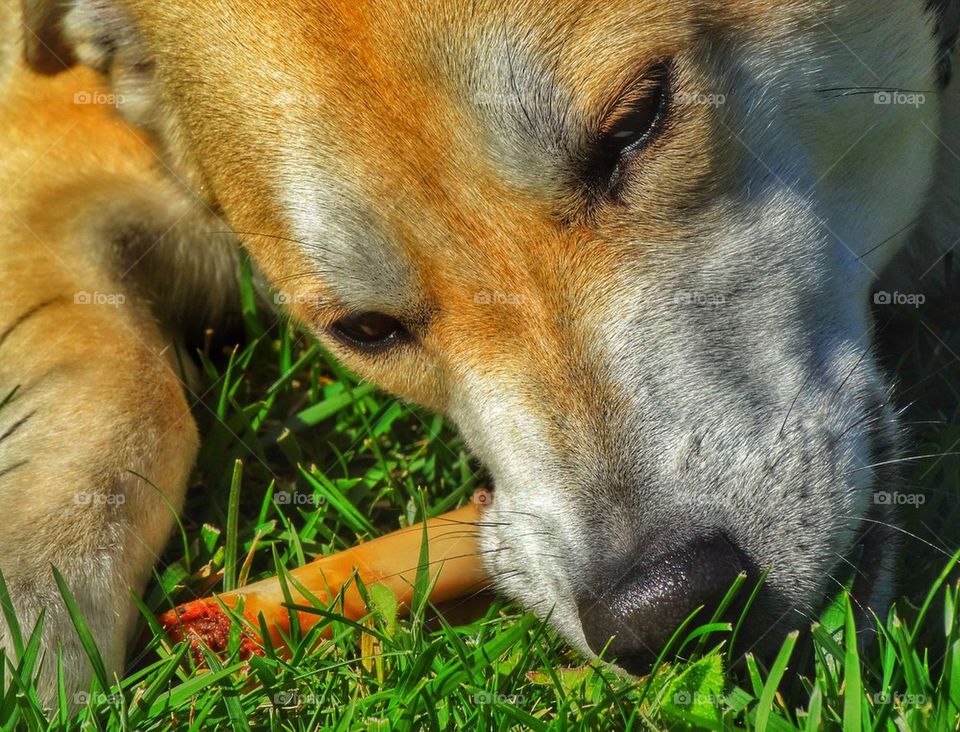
1, 259, 959, 730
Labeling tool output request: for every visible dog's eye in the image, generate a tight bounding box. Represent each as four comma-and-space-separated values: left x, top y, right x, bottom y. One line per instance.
587, 66, 669, 193
330, 312, 409, 353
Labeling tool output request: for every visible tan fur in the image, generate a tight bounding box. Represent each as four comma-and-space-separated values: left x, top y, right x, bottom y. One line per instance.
0, 9, 202, 701
101, 0, 741, 419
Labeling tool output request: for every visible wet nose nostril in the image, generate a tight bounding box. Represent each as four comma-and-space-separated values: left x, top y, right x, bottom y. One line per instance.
577, 534, 745, 674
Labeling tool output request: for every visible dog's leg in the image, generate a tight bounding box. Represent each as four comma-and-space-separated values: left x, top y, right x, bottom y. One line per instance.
0, 237, 198, 706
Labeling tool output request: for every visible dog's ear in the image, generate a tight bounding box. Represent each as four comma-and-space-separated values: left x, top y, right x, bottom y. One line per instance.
929, 0, 960, 86
20, 0, 77, 74
21, 1, 142, 75
21, 1, 162, 132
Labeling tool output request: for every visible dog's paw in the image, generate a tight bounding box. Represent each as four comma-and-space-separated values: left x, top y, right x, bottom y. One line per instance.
0, 561, 129, 710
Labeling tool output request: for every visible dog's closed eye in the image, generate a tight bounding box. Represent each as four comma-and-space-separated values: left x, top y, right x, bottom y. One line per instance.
585, 63, 671, 197
329, 312, 410, 354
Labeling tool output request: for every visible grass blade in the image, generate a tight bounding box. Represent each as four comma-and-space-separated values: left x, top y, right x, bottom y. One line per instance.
755, 630, 798, 732
50, 566, 110, 692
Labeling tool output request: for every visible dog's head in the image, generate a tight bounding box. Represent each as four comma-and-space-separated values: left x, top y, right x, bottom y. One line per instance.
24, 0, 953, 668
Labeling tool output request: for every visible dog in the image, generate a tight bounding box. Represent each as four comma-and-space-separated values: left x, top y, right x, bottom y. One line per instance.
1, 0, 958, 706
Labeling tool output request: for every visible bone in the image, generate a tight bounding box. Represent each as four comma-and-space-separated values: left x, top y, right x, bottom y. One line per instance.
158, 490, 492, 657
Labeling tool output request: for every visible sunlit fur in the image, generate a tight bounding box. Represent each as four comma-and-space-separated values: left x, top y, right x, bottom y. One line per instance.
3, 0, 957, 706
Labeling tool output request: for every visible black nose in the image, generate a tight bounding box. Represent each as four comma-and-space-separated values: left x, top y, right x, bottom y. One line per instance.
577, 534, 745, 675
